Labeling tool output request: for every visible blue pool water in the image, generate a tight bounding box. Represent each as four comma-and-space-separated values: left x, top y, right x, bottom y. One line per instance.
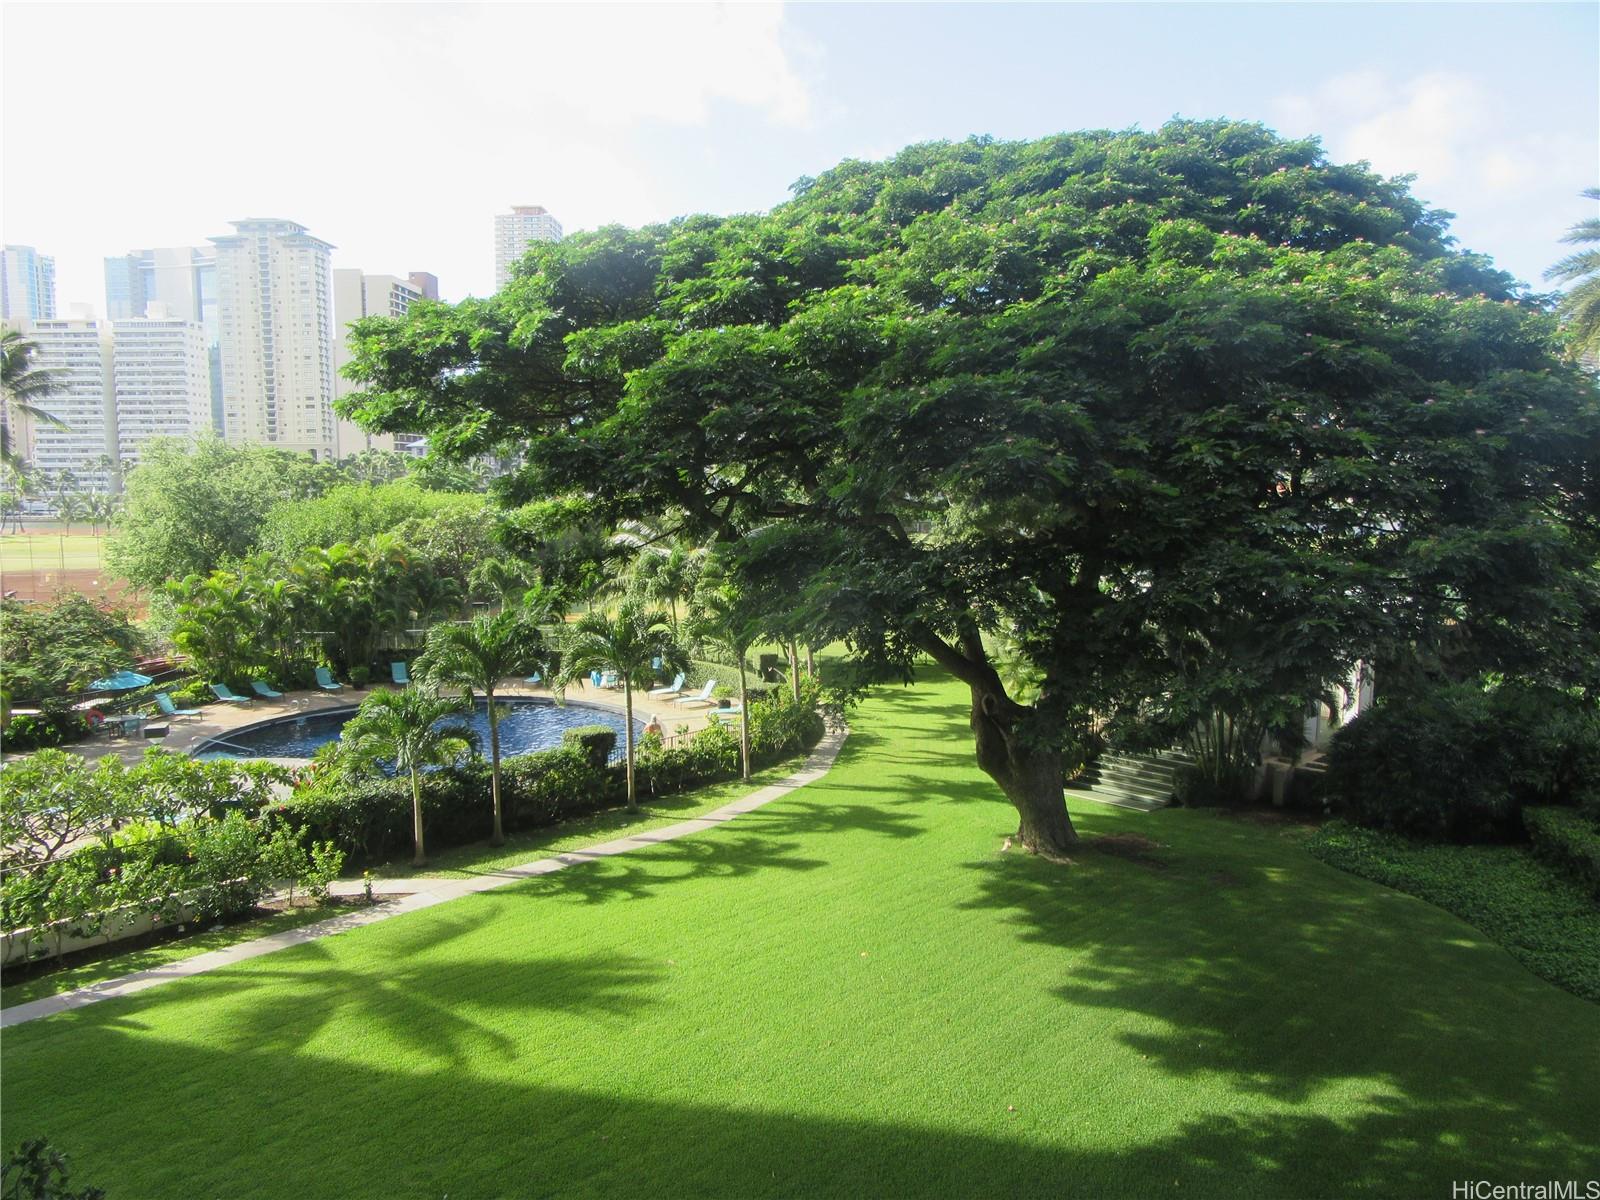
194, 698, 640, 763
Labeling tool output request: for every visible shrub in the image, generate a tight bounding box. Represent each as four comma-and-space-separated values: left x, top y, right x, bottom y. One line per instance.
278, 763, 492, 865
1, 710, 92, 752
184, 812, 270, 921
634, 721, 742, 797
1522, 806, 1600, 900
502, 746, 618, 825
562, 725, 617, 769
748, 693, 826, 763
2, 1137, 106, 1200
1323, 682, 1600, 842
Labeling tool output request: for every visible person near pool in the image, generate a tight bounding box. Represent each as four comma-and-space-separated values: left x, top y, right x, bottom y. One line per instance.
643, 713, 664, 738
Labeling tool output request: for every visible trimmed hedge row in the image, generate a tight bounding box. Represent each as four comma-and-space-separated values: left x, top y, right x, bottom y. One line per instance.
276, 695, 826, 864
1523, 806, 1600, 900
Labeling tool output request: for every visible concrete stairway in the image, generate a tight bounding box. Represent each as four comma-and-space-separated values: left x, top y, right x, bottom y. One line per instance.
1065, 748, 1193, 813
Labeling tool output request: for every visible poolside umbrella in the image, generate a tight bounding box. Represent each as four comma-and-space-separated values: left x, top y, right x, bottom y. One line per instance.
90, 670, 153, 691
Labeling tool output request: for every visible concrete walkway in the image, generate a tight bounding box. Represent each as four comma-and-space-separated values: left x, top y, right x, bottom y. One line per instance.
1, 723, 849, 1029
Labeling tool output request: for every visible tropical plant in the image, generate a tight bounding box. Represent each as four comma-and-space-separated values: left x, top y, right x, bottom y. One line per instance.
1546, 187, 1600, 357
0, 330, 66, 472
556, 602, 680, 809
339, 687, 475, 866
417, 610, 549, 845
690, 570, 766, 779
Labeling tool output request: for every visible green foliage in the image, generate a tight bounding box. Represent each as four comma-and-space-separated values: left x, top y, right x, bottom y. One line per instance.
746, 684, 827, 760
1, 1138, 105, 1200
258, 481, 487, 559
0, 594, 146, 705
1, 711, 91, 752
345, 121, 1600, 853
561, 724, 617, 769
1522, 806, 1600, 900
1544, 186, 1600, 358
1307, 821, 1600, 1002
106, 436, 340, 589
1325, 682, 1600, 841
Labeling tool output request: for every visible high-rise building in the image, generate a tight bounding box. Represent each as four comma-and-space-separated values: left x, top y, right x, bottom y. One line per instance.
493, 205, 563, 290
211, 218, 337, 458
2, 245, 58, 325
407, 271, 440, 301
110, 304, 212, 469
332, 269, 428, 457
104, 246, 223, 430
25, 313, 117, 491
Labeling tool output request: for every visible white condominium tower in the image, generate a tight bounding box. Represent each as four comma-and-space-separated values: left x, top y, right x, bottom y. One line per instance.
211, 218, 337, 458
2, 245, 57, 325
493, 205, 563, 290
332, 269, 429, 456
104, 246, 222, 429
110, 304, 213, 468
25, 315, 117, 491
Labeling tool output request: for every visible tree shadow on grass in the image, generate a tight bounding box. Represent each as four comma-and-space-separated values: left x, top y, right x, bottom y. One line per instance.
507, 834, 830, 907
955, 817, 1600, 1177
7, 1024, 1596, 1199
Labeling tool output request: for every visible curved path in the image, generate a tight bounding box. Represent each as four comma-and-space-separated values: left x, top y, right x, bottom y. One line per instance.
2, 723, 848, 1029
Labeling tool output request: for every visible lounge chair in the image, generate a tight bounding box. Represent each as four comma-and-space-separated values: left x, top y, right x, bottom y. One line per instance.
315, 667, 344, 692
600, 670, 619, 689
391, 661, 412, 686
249, 680, 284, 699
708, 706, 746, 725
674, 681, 716, 707
209, 683, 252, 705
649, 672, 686, 698
589, 670, 603, 689
155, 692, 201, 719
524, 672, 542, 686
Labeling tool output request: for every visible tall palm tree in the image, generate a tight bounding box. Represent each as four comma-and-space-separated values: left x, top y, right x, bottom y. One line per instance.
418, 610, 549, 845
1546, 187, 1600, 358
557, 601, 679, 810
691, 581, 765, 779
0, 330, 66, 472
341, 687, 475, 867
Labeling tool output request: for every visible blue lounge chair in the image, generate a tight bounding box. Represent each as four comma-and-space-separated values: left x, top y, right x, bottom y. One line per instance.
155, 692, 200, 719
524, 672, 543, 686
600, 670, 619, 689
649, 672, 685, 698
589, 670, 603, 689
249, 680, 284, 699
708, 707, 746, 725
209, 683, 252, 705
315, 666, 344, 692
674, 680, 716, 707
391, 661, 411, 686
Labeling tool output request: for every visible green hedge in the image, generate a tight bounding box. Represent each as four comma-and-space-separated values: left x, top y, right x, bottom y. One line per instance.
1, 710, 92, 752
562, 725, 618, 769
278, 693, 828, 864
1523, 806, 1600, 900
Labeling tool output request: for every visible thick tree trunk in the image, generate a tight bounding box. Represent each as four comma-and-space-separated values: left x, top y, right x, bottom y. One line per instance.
488, 694, 505, 846
968, 688, 1078, 856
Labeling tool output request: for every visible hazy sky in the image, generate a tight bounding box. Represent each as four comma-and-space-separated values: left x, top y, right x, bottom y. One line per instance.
4, 2, 1596, 312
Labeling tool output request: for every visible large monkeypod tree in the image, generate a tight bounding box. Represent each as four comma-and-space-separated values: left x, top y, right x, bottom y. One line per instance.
345, 121, 1600, 857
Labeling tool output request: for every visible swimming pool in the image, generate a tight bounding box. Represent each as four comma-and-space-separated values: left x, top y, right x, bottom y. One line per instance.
193, 698, 641, 763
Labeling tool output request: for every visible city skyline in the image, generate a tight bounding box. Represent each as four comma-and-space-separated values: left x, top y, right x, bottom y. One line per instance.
4, 4, 1595, 316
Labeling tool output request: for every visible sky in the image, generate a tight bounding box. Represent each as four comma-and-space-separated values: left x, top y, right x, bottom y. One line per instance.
4, 1, 1596, 312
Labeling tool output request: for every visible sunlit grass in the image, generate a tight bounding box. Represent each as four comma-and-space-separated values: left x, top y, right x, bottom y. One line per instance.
3, 675, 1595, 1198
0, 531, 108, 573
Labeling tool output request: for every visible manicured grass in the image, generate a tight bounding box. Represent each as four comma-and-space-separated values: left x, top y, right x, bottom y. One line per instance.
3, 676, 1597, 1198
368, 754, 813, 879
0, 905, 335, 1010
0, 532, 108, 572
1306, 820, 1600, 1002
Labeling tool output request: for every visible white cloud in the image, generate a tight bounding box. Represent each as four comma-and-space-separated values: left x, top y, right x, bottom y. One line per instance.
1, 2, 816, 307
1270, 70, 1594, 284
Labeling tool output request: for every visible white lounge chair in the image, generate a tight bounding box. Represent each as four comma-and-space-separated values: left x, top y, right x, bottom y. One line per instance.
674, 681, 716, 707
649, 672, 686, 698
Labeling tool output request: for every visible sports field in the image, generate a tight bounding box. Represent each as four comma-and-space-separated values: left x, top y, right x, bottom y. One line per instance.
0, 532, 125, 602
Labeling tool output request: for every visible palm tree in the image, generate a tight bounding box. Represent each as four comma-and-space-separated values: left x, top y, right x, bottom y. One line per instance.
691, 580, 765, 779
0, 330, 66, 472
341, 687, 475, 867
418, 610, 548, 845
1546, 187, 1600, 358
557, 601, 679, 810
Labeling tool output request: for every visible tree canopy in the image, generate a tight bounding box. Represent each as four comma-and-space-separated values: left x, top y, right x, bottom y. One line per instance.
345, 120, 1600, 855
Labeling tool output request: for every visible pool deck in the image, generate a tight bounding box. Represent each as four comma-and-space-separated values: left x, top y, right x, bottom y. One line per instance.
45, 679, 733, 768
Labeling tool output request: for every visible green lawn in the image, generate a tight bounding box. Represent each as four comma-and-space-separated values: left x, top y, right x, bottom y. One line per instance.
3, 676, 1596, 1198
0, 531, 108, 573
